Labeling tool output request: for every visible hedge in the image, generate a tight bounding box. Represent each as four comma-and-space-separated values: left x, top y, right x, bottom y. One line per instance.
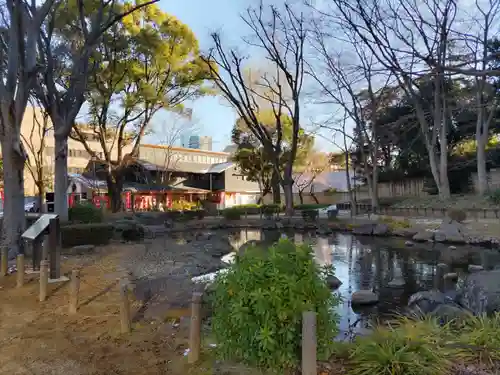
61, 223, 114, 248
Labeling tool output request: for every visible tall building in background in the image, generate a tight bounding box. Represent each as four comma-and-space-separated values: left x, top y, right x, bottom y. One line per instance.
188, 135, 200, 149
199, 136, 212, 151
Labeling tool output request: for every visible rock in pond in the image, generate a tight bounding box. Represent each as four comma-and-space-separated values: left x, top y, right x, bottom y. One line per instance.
405, 241, 415, 247
413, 230, 434, 242
388, 277, 406, 288
468, 264, 484, 273
443, 272, 458, 281
459, 269, 500, 315
372, 223, 390, 236
351, 290, 378, 305
352, 224, 375, 236
326, 275, 342, 290
407, 290, 470, 322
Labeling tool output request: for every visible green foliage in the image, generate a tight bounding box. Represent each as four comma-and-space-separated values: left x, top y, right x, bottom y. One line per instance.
488, 188, 500, 204
348, 317, 453, 375
261, 203, 280, 218
294, 203, 329, 210
379, 216, 411, 229
302, 209, 319, 221
447, 209, 467, 223
61, 223, 114, 248
211, 239, 340, 372
222, 208, 242, 220
68, 202, 103, 223
170, 200, 199, 211
452, 314, 500, 366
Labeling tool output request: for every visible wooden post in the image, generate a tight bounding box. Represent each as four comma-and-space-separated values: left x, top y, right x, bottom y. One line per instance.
16, 254, 25, 288
0, 248, 8, 277
48, 217, 61, 279
119, 282, 131, 333
302, 311, 317, 375
188, 292, 203, 364
39, 260, 49, 302
68, 269, 80, 314
33, 237, 43, 271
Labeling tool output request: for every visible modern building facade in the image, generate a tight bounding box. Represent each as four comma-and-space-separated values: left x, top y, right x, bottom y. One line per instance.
5, 106, 133, 196
199, 136, 212, 151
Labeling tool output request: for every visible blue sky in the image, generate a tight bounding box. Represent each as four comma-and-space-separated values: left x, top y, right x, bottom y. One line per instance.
143, 0, 254, 151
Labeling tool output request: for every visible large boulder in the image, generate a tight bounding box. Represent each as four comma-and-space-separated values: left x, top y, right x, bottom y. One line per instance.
407, 290, 471, 322
434, 219, 467, 244
352, 224, 375, 236
113, 219, 145, 241
413, 230, 434, 242
373, 223, 390, 236
351, 290, 378, 305
459, 269, 500, 315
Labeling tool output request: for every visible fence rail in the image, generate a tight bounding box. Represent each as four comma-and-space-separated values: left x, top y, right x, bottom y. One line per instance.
337, 203, 500, 220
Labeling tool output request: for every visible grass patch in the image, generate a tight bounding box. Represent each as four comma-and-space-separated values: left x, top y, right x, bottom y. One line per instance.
379, 216, 411, 229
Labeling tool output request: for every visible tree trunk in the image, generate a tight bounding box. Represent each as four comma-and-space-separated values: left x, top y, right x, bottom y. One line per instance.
36, 181, 45, 213
310, 192, 319, 204
54, 136, 69, 221
298, 190, 304, 204
1, 138, 26, 258
476, 118, 489, 195
438, 118, 451, 199
282, 180, 294, 216
271, 170, 281, 204
106, 172, 124, 213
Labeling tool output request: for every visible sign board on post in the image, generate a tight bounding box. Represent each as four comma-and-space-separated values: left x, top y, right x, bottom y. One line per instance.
21, 214, 61, 279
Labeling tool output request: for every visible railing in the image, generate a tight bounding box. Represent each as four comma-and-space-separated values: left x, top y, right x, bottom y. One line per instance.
21, 213, 61, 279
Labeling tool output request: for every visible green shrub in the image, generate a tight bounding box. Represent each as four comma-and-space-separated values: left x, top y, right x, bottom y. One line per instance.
348, 317, 452, 375
222, 208, 242, 220
261, 203, 280, 218
488, 189, 500, 205
302, 209, 319, 221
68, 202, 103, 223
447, 209, 467, 223
294, 203, 329, 210
61, 223, 114, 248
211, 239, 340, 372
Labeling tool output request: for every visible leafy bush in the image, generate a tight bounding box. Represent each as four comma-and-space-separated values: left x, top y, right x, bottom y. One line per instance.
211, 239, 340, 372
294, 203, 329, 210
261, 204, 280, 218
447, 209, 467, 223
222, 208, 242, 220
348, 317, 452, 375
61, 223, 114, 248
68, 202, 103, 223
302, 209, 319, 221
488, 189, 500, 205
170, 200, 199, 211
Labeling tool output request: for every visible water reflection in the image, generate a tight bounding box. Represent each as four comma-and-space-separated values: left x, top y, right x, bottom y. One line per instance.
224, 229, 452, 338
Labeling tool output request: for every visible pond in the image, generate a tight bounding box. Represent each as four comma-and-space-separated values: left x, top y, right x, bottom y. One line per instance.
194, 228, 499, 339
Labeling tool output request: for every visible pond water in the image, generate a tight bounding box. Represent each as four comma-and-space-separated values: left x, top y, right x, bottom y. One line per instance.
195, 229, 498, 339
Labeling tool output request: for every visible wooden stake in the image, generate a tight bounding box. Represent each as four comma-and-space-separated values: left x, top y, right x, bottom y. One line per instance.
68, 269, 80, 314
188, 292, 203, 364
16, 254, 25, 288
0, 248, 8, 277
302, 311, 317, 375
39, 260, 49, 302
119, 282, 131, 333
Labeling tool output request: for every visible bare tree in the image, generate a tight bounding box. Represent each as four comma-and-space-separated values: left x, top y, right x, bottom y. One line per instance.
34, 0, 158, 220
461, 0, 500, 194
308, 22, 394, 210
202, 2, 306, 215
325, 0, 457, 199
22, 98, 54, 211
0, 0, 55, 255
155, 111, 199, 185
294, 150, 328, 204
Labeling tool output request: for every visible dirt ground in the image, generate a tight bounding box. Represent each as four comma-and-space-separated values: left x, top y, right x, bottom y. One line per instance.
0, 245, 233, 375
